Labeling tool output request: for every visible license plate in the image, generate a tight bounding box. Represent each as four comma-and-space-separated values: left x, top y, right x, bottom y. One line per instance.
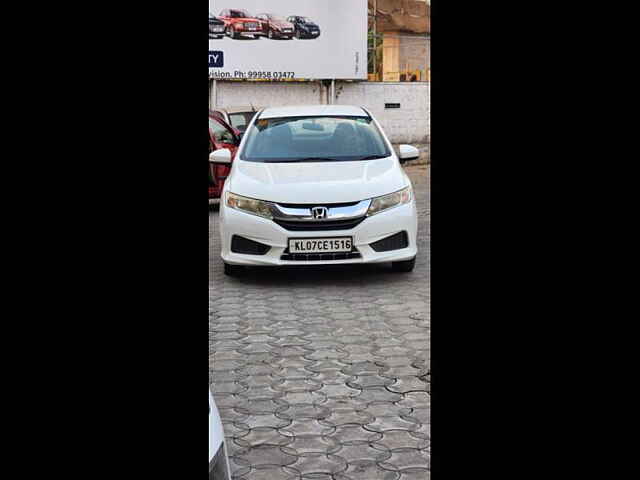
289, 237, 352, 254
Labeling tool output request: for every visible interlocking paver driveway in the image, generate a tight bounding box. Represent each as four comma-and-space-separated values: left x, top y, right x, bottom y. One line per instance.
210, 165, 430, 479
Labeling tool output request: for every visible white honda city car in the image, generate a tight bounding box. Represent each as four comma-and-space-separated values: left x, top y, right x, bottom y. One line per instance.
209, 389, 231, 479
210, 105, 419, 276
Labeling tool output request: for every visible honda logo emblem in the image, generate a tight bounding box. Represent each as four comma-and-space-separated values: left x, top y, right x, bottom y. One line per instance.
311, 207, 328, 220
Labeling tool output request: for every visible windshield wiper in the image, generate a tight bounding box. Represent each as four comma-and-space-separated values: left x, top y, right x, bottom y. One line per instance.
265, 157, 341, 163
357, 154, 389, 160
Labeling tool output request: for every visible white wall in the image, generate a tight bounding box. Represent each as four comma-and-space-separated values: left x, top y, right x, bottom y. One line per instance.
214, 81, 324, 109
212, 81, 430, 144
337, 82, 430, 144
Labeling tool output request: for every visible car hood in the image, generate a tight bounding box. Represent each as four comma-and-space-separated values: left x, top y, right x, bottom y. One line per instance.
228, 157, 407, 203
232, 17, 259, 22
302, 22, 319, 28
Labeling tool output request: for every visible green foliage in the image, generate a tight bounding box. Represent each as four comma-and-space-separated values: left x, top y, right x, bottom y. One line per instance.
367, 29, 383, 75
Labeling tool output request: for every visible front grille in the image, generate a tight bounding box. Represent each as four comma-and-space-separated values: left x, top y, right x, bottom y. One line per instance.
274, 217, 366, 231
370, 231, 409, 252
231, 235, 270, 255
281, 249, 361, 262
277, 201, 360, 209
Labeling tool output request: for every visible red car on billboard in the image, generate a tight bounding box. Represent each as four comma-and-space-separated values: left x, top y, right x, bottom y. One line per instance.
255, 14, 295, 39
218, 8, 262, 39
209, 112, 240, 200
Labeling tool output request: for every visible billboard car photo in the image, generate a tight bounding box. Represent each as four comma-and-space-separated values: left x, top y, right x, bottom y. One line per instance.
255, 13, 295, 39
209, 0, 367, 79
218, 8, 262, 39
209, 13, 225, 39
287, 15, 321, 39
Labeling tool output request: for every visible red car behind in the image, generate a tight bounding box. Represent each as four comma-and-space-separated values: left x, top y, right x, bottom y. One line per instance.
209, 113, 240, 200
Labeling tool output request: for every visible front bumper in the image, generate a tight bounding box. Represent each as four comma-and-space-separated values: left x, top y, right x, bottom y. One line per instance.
235, 28, 261, 36
220, 201, 417, 266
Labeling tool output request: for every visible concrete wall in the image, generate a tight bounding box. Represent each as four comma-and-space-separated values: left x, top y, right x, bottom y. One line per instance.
398, 35, 429, 79
215, 82, 324, 108
336, 82, 429, 145
212, 81, 430, 145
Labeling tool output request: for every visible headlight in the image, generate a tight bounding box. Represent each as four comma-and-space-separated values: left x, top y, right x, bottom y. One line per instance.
226, 192, 273, 219
367, 186, 412, 216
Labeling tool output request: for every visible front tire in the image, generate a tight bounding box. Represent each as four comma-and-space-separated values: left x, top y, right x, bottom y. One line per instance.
224, 262, 244, 276
391, 257, 416, 273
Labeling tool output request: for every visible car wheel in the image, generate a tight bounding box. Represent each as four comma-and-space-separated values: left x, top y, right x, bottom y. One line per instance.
268, 29, 273, 39
391, 257, 416, 273
230, 27, 237, 39
224, 262, 244, 276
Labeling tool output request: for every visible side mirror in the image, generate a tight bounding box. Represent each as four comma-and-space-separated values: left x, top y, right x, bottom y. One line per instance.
398, 144, 420, 164
209, 148, 232, 164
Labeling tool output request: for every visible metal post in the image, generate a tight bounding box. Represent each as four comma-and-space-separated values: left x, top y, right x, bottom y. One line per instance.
373, 0, 377, 78
212, 80, 218, 109
330, 79, 335, 105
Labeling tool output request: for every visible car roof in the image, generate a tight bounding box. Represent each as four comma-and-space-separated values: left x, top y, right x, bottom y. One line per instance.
216, 106, 263, 114
259, 105, 368, 119
208, 112, 236, 131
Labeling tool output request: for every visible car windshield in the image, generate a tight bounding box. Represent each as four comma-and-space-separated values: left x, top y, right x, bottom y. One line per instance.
229, 9, 250, 18
229, 112, 256, 133
241, 116, 391, 163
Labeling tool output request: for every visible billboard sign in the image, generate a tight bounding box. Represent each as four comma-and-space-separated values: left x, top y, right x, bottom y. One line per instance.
209, 0, 368, 80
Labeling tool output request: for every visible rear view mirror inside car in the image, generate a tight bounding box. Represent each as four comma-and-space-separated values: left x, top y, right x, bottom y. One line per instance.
302, 122, 324, 131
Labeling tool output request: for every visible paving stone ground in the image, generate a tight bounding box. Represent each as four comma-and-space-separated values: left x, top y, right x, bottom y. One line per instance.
210, 165, 430, 480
